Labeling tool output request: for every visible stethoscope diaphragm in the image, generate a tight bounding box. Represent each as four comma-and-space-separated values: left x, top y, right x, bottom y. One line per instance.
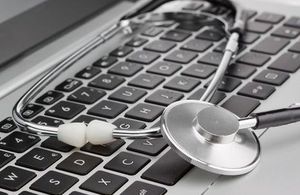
160, 100, 260, 175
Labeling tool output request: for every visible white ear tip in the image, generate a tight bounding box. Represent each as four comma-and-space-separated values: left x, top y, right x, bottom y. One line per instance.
86, 120, 116, 145
57, 123, 87, 147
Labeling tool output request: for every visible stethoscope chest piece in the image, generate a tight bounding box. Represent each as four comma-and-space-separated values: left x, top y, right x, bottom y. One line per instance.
160, 100, 261, 176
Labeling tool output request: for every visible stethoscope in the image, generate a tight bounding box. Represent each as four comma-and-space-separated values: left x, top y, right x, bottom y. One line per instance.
11, 0, 300, 176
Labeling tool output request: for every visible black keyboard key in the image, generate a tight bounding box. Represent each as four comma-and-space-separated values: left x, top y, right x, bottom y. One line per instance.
45, 101, 85, 120
30, 171, 78, 195
289, 42, 300, 53
36, 91, 64, 105
0, 151, 15, 168
125, 103, 164, 122
272, 26, 300, 39
113, 118, 146, 130
255, 12, 284, 24
127, 138, 167, 156
237, 52, 270, 66
127, 50, 160, 65
126, 37, 148, 47
32, 116, 64, 127
147, 61, 182, 76
145, 89, 183, 106
252, 36, 290, 55
109, 87, 147, 103
214, 41, 246, 54
176, 20, 203, 31
238, 82, 275, 100
142, 27, 163, 37
164, 76, 201, 92
142, 150, 192, 186
21, 104, 44, 119
0, 132, 40, 153
129, 74, 165, 89
57, 152, 102, 175
284, 17, 300, 29
121, 181, 167, 195
89, 74, 125, 90
161, 30, 191, 42
268, 52, 300, 73
19, 191, 37, 195
144, 40, 176, 53
221, 95, 260, 117
182, 63, 216, 79
198, 52, 223, 66
181, 39, 213, 52
88, 100, 127, 119
16, 148, 61, 171
80, 171, 128, 195
93, 56, 117, 68
41, 137, 74, 152
188, 88, 226, 104
241, 32, 260, 44
205, 76, 242, 92
68, 87, 106, 104
109, 62, 143, 77
254, 69, 289, 86
75, 66, 101, 79
226, 63, 257, 79
196, 29, 224, 41
70, 192, 88, 195
246, 21, 272, 33
81, 140, 125, 156
55, 78, 82, 92
164, 50, 197, 64
0, 117, 16, 133
243, 10, 257, 19
104, 152, 150, 175
73, 115, 106, 124
203, 5, 228, 15
0, 166, 36, 191
110, 46, 133, 57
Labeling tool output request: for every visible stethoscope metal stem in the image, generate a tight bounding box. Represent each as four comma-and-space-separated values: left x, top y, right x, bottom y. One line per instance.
200, 32, 239, 102
113, 127, 161, 139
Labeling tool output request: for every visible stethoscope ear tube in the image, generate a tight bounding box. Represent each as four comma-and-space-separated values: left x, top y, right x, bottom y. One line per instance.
251, 106, 300, 129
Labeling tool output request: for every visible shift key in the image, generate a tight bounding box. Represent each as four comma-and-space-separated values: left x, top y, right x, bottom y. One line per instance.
142, 150, 192, 185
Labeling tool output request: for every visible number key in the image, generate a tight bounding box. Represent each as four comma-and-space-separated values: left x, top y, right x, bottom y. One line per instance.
55, 78, 82, 92
45, 101, 85, 120
89, 74, 125, 90
68, 87, 106, 104
0, 131, 40, 153
36, 91, 64, 105
75, 66, 101, 79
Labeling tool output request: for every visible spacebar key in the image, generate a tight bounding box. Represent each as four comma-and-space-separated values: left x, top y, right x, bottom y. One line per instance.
141, 150, 193, 186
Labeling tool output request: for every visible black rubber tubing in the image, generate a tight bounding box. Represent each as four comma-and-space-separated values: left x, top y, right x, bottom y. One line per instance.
252, 107, 300, 129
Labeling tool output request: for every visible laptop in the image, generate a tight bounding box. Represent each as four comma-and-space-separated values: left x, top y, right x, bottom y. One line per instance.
0, 0, 300, 194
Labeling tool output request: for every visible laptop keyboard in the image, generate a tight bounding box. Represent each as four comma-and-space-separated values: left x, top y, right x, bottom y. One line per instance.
1, 1, 300, 194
